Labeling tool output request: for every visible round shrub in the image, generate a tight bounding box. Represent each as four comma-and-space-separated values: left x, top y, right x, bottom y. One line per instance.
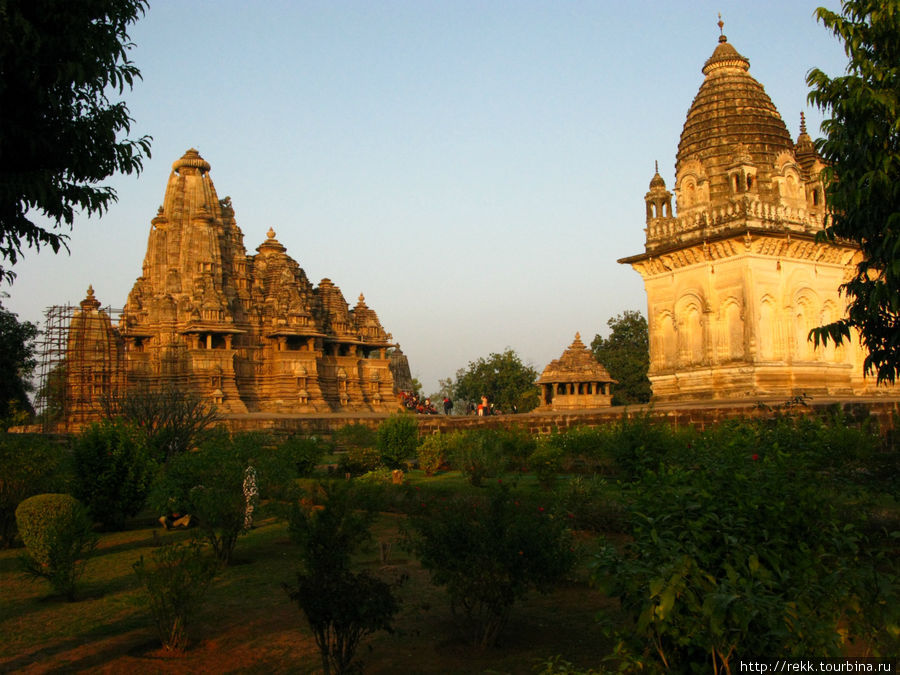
16, 493, 87, 565
416, 434, 450, 476
15, 493, 97, 599
0, 433, 72, 548
376, 414, 419, 469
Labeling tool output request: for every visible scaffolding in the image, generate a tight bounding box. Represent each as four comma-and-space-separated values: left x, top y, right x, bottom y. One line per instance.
34, 303, 124, 432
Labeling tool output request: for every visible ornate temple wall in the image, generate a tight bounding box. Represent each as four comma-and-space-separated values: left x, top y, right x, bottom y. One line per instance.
620, 29, 897, 403
63, 150, 405, 428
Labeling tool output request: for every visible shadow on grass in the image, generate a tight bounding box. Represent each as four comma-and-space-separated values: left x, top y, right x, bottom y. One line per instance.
0, 613, 149, 672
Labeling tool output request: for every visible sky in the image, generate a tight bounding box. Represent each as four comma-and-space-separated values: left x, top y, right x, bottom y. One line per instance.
4, 1, 850, 396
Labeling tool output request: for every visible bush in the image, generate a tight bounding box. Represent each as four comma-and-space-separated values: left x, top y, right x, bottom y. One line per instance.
285, 569, 400, 675
528, 439, 564, 489
151, 431, 287, 565
607, 413, 689, 480
285, 482, 402, 674
409, 485, 576, 647
15, 493, 97, 600
337, 446, 382, 476
73, 421, 156, 530
548, 426, 612, 474
416, 434, 450, 476
450, 429, 507, 487
133, 541, 218, 651
553, 475, 623, 533
333, 423, 377, 452
595, 433, 898, 671
277, 435, 327, 477
376, 414, 419, 469
0, 433, 71, 547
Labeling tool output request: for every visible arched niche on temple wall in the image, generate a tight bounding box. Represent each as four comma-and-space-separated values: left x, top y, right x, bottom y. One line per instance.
757, 295, 777, 361
792, 287, 820, 362
675, 292, 705, 366
720, 297, 744, 361
654, 310, 678, 371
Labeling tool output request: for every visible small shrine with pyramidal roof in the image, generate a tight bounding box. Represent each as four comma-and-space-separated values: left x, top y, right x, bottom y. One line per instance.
537, 333, 616, 410
63, 149, 409, 427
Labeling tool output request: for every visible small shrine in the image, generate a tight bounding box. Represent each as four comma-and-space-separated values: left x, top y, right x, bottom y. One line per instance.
537, 333, 616, 410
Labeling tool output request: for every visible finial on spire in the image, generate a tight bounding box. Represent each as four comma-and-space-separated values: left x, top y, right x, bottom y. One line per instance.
87, 284, 95, 298
654, 160, 659, 174
717, 12, 726, 42
266, 227, 276, 239
799, 111, 807, 135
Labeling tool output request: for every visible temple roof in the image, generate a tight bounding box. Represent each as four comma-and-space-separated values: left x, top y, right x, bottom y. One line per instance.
537, 333, 616, 384
677, 33, 793, 179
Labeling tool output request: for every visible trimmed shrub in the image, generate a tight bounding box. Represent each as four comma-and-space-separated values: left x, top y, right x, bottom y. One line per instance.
73, 420, 156, 530
416, 433, 450, 476
0, 433, 71, 547
15, 493, 97, 600
409, 485, 576, 647
133, 541, 218, 651
376, 414, 419, 469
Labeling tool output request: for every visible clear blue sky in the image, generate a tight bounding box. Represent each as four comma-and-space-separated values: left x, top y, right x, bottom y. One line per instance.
4, 1, 849, 395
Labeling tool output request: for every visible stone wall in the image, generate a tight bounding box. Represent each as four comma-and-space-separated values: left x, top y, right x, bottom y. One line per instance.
218, 398, 900, 440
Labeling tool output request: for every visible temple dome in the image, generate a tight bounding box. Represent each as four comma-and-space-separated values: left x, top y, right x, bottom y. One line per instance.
172, 148, 211, 175
676, 34, 793, 184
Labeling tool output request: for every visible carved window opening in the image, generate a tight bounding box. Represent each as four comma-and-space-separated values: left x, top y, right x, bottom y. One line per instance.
812, 189, 819, 206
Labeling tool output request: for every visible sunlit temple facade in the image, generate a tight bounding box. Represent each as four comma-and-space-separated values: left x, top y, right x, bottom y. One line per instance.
620, 29, 895, 402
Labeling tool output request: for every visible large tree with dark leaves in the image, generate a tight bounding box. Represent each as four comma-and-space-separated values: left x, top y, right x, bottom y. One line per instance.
0, 302, 38, 426
452, 348, 540, 413
807, 0, 900, 383
591, 310, 651, 406
0, 0, 151, 283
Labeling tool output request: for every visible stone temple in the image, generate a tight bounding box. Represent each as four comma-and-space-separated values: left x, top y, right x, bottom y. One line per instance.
64, 149, 404, 423
620, 29, 896, 402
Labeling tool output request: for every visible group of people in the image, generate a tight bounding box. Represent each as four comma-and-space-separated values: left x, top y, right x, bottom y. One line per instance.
398, 391, 439, 414
398, 391, 515, 416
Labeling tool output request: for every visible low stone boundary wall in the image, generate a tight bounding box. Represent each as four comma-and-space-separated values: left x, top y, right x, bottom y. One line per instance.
218, 398, 900, 439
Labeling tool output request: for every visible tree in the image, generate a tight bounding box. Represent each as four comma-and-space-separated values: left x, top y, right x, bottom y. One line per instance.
451, 348, 540, 413
101, 386, 219, 463
0, 301, 38, 427
591, 310, 651, 405
806, 1, 900, 383
0, 0, 151, 283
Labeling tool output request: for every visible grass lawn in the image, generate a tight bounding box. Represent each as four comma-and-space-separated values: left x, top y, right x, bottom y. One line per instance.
0, 476, 617, 674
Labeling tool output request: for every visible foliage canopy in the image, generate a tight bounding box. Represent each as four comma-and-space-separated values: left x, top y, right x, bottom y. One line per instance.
807, 0, 900, 382
590, 310, 651, 405
451, 348, 539, 413
0, 302, 38, 426
0, 0, 151, 282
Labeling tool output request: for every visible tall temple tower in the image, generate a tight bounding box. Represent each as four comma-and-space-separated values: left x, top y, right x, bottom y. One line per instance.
65, 149, 401, 423
619, 28, 892, 402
